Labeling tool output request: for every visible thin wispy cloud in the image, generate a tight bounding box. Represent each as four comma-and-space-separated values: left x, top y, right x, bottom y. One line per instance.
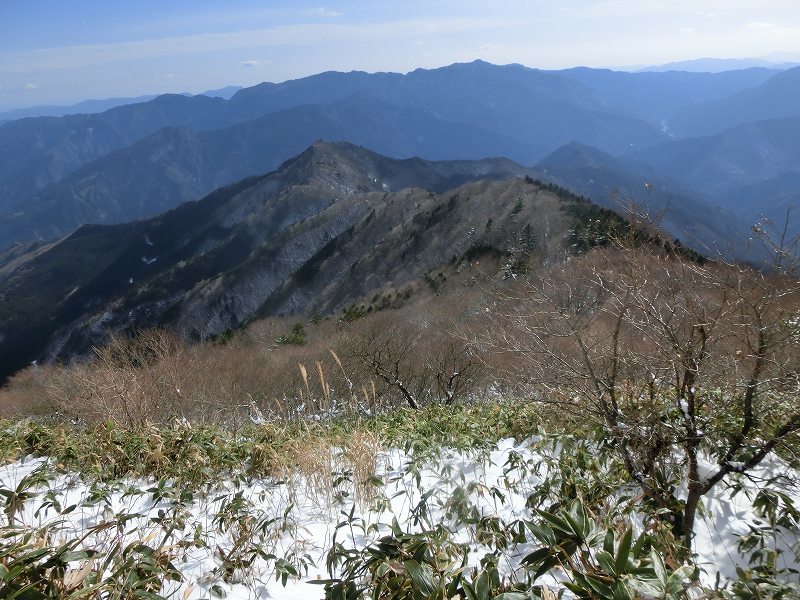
309, 7, 343, 18
241, 60, 262, 68
0, 17, 517, 74
745, 22, 778, 30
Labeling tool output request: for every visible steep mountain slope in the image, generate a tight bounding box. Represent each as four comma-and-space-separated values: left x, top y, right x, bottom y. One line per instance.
0, 97, 533, 247
668, 67, 800, 136
627, 116, 800, 235
0, 142, 538, 380
730, 172, 800, 234
537, 142, 748, 254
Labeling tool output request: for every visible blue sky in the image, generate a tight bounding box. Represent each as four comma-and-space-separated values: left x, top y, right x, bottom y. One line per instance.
1, 0, 799, 110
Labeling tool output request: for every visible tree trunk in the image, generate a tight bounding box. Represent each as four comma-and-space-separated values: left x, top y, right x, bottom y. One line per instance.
681, 486, 702, 552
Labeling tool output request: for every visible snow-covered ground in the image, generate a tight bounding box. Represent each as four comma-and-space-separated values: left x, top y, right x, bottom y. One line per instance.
1, 437, 798, 598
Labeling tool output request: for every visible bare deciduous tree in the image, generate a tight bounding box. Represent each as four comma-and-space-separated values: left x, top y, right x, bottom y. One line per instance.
346, 316, 478, 410
480, 236, 800, 551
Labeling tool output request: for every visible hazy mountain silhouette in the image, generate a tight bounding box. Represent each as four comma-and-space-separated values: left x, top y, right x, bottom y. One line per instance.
0, 60, 795, 256
628, 116, 800, 236
0, 97, 534, 246
537, 142, 748, 254
668, 67, 800, 136
642, 57, 799, 73
0, 94, 231, 214
555, 67, 777, 126
0, 61, 667, 219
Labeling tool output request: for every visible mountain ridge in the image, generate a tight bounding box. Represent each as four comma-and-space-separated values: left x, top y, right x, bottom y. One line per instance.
0, 61, 670, 222
0, 142, 542, 380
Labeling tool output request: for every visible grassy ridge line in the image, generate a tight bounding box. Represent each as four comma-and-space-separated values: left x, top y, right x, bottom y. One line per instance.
0, 401, 545, 484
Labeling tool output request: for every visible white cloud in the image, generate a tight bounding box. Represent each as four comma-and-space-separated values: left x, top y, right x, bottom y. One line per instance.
572, 0, 682, 18
23, 82, 37, 90
162, 72, 175, 79
241, 60, 261, 68
309, 8, 343, 18
745, 21, 777, 30
680, 27, 696, 35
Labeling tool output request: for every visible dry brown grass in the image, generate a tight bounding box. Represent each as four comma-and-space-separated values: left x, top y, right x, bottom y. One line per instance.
344, 430, 383, 506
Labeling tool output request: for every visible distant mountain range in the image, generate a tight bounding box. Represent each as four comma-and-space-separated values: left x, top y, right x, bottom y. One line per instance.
668, 67, 800, 136
0, 97, 533, 246
0, 86, 242, 124
2, 60, 798, 254
642, 57, 800, 73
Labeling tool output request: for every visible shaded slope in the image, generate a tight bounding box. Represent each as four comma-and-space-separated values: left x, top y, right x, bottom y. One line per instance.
627, 116, 800, 237
629, 116, 800, 197
0, 94, 230, 213
730, 172, 800, 236
537, 142, 747, 254
669, 67, 800, 136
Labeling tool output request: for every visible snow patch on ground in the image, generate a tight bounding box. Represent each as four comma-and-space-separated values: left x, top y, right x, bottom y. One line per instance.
1, 438, 798, 599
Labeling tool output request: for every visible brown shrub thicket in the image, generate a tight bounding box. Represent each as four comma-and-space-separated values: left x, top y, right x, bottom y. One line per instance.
474, 240, 800, 550
0, 287, 497, 425
0, 365, 58, 416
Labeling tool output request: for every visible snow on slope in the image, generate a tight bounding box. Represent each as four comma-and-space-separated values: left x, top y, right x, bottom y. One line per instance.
1, 438, 798, 598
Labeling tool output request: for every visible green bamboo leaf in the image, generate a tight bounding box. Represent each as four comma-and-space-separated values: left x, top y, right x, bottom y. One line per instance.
404, 560, 436, 597
461, 580, 478, 600
475, 569, 491, 600
61, 550, 92, 563
603, 529, 615, 554
615, 528, 633, 574
520, 547, 551, 567
650, 549, 666, 583
596, 550, 618, 577
536, 510, 573, 535
631, 529, 649, 559
612, 580, 633, 600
